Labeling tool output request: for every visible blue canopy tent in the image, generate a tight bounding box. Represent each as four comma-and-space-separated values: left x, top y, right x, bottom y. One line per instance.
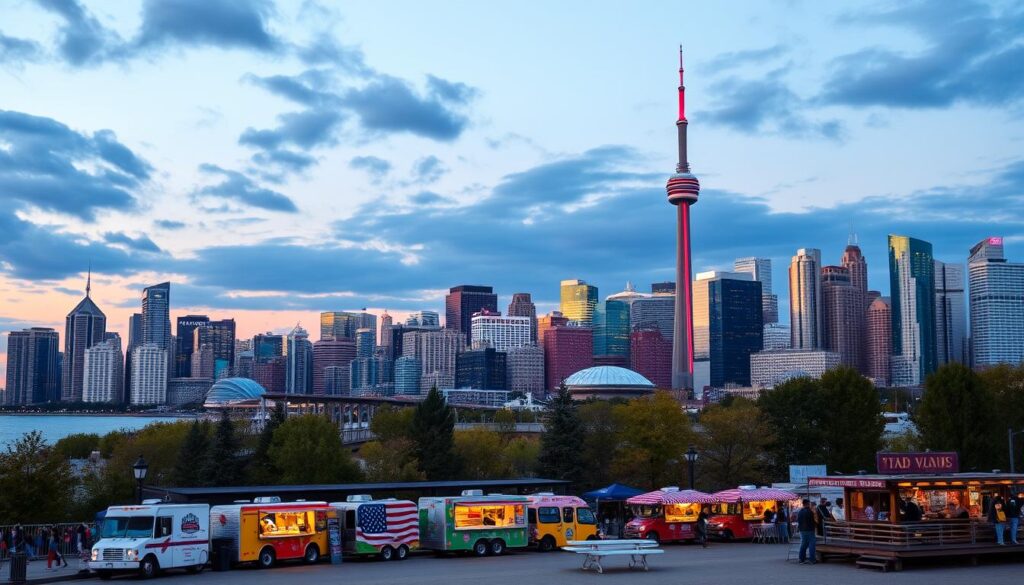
582, 484, 644, 538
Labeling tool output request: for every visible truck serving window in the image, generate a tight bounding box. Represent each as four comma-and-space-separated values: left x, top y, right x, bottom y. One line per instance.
156, 517, 173, 538
258, 510, 315, 538
665, 503, 699, 522
454, 504, 525, 529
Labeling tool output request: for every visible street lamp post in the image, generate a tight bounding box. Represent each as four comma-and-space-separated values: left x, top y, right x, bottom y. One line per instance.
133, 455, 149, 504
684, 445, 699, 490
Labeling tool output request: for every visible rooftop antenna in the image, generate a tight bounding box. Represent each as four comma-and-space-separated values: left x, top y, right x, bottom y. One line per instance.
86, 261, 92, 297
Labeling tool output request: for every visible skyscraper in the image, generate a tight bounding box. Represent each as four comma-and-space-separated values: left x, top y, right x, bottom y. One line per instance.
968, 237, 1024, 367
285, 324, 313, 394
199, 318, 236, 378
866, 296, 892, 386
666, 49, 701, 391
693, 271, 763, 388
593, 299, 630, 365
506, 345, 545, 398
821, 265, 862, 369
4, 327, 60, 405
130, 344, 167, 404
734, 257, 778, 324
124, 312, 143, 403
630, 295, 675, 342
560, 279, 598, 326
141, 282, 171, 350
320, 311, 356, 341
394, 356, 422, 396
789, 248, 823, 350
83, 336, 123, 403
763, 323, 792, 350
405, 311, 441, 328
537, 311, 569, 346
312, 339, 356, 395
507, 293, 538, 342
403, 328, 465, 393
445, 285, 498, 345
934, 260, 967, 365
456, 348, 507, 390
841, 242, 869, 372
62, 273, 107, 402
889, 235, 937, 386
543, 324, 592, 391
471, 313, 532, 351
355, 328, 375, 359
630, 327, 672, 389
380, 311, 393, 349
190, 343, 215, 379
175, 315, 209, 378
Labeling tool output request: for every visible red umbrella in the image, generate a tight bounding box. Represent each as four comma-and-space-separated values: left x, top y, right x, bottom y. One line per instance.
713, 487, 798, 503
627, 488, 717, 505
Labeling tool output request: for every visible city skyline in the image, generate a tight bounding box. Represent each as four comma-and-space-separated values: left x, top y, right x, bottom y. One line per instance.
2, 1, 1023, 373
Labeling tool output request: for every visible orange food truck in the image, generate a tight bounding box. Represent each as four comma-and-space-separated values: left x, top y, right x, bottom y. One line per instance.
210, 501, 332, 568
707, 486, 797, 540
526, 494, 598, 550
623, 487, 716, 543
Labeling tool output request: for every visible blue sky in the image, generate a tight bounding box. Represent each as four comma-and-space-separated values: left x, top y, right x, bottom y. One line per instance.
1, 0, 1022, 367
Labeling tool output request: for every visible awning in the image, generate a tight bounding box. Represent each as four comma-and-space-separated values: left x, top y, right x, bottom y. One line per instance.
713, 487, 799, 503
627, 489, 716, 505
582, 483, 645, 501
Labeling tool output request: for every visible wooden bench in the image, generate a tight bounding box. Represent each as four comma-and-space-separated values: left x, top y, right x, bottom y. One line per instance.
563, 540, 664, 573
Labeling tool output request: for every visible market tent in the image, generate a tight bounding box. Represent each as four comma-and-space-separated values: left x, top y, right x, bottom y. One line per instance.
582, 483, 644, 501
583, 484, 646, 539
628, 489, 717, 505
712, 487, 798, 503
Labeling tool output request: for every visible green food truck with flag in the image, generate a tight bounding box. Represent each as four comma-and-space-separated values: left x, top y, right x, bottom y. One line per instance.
418, 491, 529, 556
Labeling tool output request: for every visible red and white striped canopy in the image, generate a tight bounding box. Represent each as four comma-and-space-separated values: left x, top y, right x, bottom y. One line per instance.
627, 489, 717, 505
712, 488, 798, 503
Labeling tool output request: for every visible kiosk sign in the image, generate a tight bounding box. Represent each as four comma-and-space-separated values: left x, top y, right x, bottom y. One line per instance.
877, 452, 959, 474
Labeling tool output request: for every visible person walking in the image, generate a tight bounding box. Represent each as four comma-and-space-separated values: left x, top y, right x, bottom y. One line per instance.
696, 506, 710, 549
47, 530, 67, 570
989, 497, 1007, 545
1007, 494, 1020, 545
797, 499, 816, 564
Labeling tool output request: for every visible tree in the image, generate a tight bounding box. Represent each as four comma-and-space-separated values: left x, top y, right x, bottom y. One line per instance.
493, 409, 517, 439
370, 405, 416, 442
203, 410, 242, 486
269, 415, 362, 484
503, 436, 540, 477
538, 384, 585, 483
758, 377, 827, 480
96, 421, 194, 507
697, 398, 771, 490
174, 420, 211, 487
980, 364, 1024, 471
0, 431, 75, 523
454, 428, 508, 479
410, 387, 459, 479
53, 433, 101, 460
611, 391, 695, 489
578, 400, 619, 489
248, 402, 287, 484
360, 439, 425, 482
818, 367, 884, 474
918, 363, 999, 470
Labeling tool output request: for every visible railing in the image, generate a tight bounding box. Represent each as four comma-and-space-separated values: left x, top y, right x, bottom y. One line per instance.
0, 523, 95, 562
822, 519, 1017, 548
454, 422, 545, 433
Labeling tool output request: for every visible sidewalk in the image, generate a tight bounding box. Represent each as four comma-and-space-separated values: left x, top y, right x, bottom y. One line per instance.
2, 556, 91, 584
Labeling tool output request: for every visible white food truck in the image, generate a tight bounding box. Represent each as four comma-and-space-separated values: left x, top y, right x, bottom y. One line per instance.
90, 503, 210, 579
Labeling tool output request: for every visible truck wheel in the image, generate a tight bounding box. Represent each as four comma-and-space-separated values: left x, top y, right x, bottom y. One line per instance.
138, 555, 160, 579
97, 570, 113, 580
379, 546, 394, 561
538, 536, 556, 552
303, 544, 320, 564
395, 545, 409, 560
586, 535, 599, 541
258, 547, 276, 569
186, 563, 205, 574
646, 531, 660, 544
722, 530, 734, 541
489, 539, 506, 556
473, 540, 489, 557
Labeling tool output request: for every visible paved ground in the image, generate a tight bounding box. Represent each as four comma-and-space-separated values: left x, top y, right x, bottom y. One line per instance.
81, 542, 1024, 585
3, 555, 89, 583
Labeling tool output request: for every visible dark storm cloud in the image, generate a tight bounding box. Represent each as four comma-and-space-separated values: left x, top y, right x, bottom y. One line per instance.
194, 164, 298, 213
820, 0, 1024, 109
349, 156, 391, 183
701, 75, 844, 140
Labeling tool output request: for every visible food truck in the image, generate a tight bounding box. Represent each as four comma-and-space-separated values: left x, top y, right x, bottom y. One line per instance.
525, 494, 598, 550
331, 495, 419, 560
624, 487, 716, 543
210, 501, 332, 568
90, 503, 209, 580
707, 486, 797, 540
418, 491, 529, 556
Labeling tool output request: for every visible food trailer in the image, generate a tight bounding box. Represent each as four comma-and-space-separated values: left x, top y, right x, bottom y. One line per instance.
418, 491, 529, 556
210, 501, 332, 568
91, 503, 209, 580
624, 487, 716, 543
525, 494, 598, 550
330, 496, 419, 560
708, 486, 797, 540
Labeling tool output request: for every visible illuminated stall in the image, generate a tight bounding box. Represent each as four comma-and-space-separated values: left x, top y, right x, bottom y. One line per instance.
708, 486, 797, 540
418, 491, 529, 556
624, 487, 716, 543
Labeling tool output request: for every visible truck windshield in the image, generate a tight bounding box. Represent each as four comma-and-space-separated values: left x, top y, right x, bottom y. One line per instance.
101, 516, 155, 539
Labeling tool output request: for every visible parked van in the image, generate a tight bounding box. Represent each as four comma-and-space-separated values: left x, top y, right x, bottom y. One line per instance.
526, 494, 598, 551
90, 503, 209, 580
210, 501, 331, 568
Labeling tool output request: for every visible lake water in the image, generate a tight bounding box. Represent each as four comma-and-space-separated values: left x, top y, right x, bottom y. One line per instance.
0, 415, 188, 447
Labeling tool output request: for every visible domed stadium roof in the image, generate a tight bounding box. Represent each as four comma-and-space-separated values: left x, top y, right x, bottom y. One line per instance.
204, 377, 267, 406
565, 366, 654, 388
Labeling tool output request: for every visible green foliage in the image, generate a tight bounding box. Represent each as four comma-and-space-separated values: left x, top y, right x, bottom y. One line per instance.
52, 432, 101, 460
818, 366, 884, 474
370, 406, 416, 442
361, 439, 425, 482
611, 390, 696, 489
411, 387, 459, 479
174, 420, 211, 487
95, 421, 194, 507
454, 428, 509, 479
884, 430, 924, 452
0, 431, 75, 523
268, 415, 362, 484
578, 400, 618, 490
697, 398, 771, 490
493, 409, 517, 438
248, 402, 287, 485
918, 363, 999, 470
202, 410, 242, 486
503, 436, 541, 477
758, 377, 827, 479
538, 384, 585, 483
980, 364, 1024, 472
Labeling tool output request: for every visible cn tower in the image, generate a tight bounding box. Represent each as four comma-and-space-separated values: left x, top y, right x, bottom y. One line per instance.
666, 47, 700, 392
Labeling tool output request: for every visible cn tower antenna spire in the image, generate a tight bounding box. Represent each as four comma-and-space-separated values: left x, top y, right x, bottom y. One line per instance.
678, 45, 686, 122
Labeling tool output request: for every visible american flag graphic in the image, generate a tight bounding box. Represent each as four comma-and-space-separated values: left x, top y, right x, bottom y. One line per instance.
356, 502, 419, 546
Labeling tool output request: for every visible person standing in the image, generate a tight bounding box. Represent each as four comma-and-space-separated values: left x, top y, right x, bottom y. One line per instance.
696, 507, 710, 549
1006, 495, 1020, 545
776, 503, 790, 543
797, 499, 816, 564
814, 498, 833, 536
832, 498, 846, 522
989, 497, 1007, 545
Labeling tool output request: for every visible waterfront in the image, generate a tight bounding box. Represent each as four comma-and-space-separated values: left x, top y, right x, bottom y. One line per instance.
0, 414, 188, 447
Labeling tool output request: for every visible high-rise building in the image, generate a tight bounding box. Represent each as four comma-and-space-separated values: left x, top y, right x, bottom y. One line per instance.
651, 282, 675, 295
934, 260, 967, 365
253, 357, 286, 393
840, 242, 870, 373
693, 271, 763, 387
166, 377, 212, 406
253, 333, 284, 359
866, 296, 892, 386
506, 345, 545, 398
445, 285, 497, 345
174, 315, 209, 378
62, 274, 107, 402
320, 311, 356, 341
666, 49, 701, 392
405, 311, 441, 328
83, 336, 123, 403
323, 365, 349, 396
285, 325, 313, 394
394, 356, 422, 396
763, 323, 791, 350
312, 339, 356, 395
471, 312, 532, 352
403, 328, 465, 393
355, 328, 375, 359
560, 279, 599, 326
750, 349, 841, 389
630, 327, 672, 389
543, 324, 592, 391
124, 312, 143, 403
629, 295, 675, 342
821, 265, 862, 369
734, 257, 778, 324
968, 237, 1024, 367
789, 248, 823, 349
190, 343, 215, 379
130, 344, 167, 404
4, 328, 60, 405
593, 299, 631, 364
456, 348, 507, 390
197, 319, 235, 379
537, 311, 569, 346
507, 293, 538, 342
889, 235, 937, 386
141, 282, 171, 351
380, 311, 394, 348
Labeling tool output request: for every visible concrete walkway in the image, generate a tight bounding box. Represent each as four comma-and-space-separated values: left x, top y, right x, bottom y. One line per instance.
2, 555, 91, 584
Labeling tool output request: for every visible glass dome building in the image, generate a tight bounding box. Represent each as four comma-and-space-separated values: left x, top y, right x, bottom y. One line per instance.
203, 377, 267, 407
563, 366, 655, 400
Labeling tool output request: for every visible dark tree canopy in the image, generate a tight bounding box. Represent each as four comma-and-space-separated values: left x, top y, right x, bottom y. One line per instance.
538, 384, 585, 483
410, 387, 459, 480
918, 363, 999, 471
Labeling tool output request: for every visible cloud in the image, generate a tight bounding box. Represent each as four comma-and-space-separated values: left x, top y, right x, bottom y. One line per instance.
33, 0, 121, 66
194, 163, 298, 213
295, 33, 370, 75
244, 70, 335, 106
410, 155, 447, 184
702, 75, 844, 140
103, 231, 162, 253
408, 191, 453, 206
704, 44, 788, 72
341, 74, 476, 141
819, 0, 1024, 109
425, 75, 479, 104
0, 31, 44, 65
154, 219, 186, 230
349, 156, 391, 183
134, 0, 280, 52
239, 109, 344, 151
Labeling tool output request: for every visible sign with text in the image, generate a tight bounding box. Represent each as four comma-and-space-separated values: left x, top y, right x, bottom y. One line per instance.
789, 465, 827, 485
808, 477, 887, 489
876, 452, 959, 474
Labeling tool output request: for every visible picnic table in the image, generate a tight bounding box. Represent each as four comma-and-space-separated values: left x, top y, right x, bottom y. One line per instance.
563, 539, 664, 574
